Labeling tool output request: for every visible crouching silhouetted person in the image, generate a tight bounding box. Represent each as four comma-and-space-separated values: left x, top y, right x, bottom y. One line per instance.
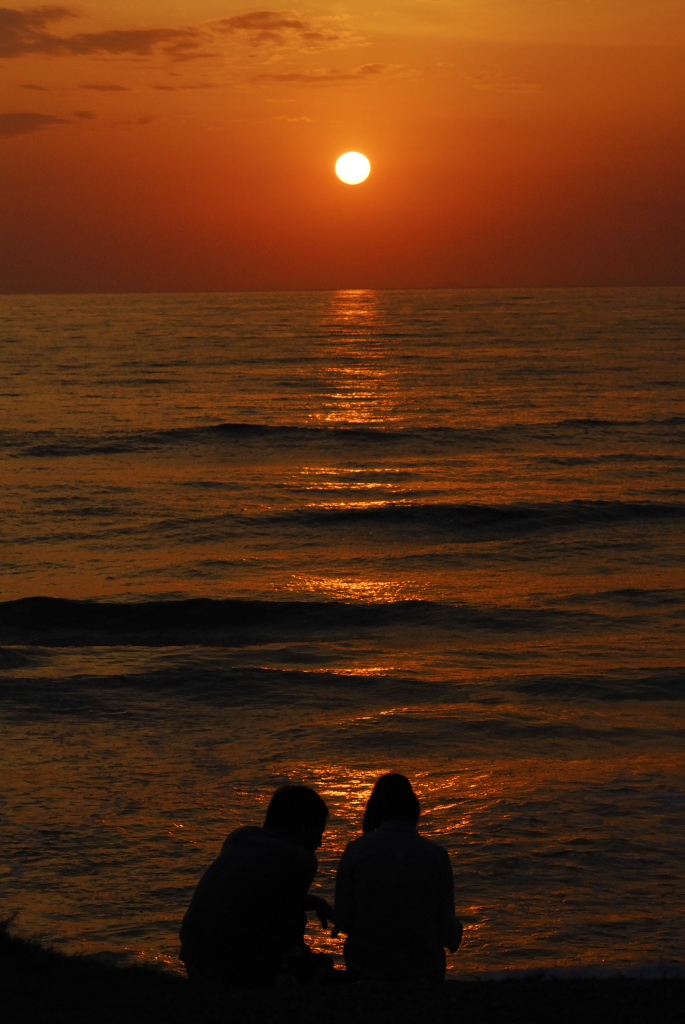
333, 773, 462, 984
179, 785, 333, 988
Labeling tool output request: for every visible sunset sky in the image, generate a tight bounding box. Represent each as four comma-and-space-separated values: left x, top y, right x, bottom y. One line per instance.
1, 2, 684, 291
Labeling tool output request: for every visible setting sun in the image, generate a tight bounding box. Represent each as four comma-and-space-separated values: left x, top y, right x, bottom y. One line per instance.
335, 152, 371, 185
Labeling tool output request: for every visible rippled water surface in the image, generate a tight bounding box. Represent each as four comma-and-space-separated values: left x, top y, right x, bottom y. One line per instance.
1, 289, 684, 974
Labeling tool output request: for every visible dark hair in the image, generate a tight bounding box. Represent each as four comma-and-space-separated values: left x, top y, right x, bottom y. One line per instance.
264, 785, 329, 834
362, 773, 420, 833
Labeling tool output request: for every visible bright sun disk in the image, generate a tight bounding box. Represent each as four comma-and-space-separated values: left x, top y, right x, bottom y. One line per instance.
335, 152, 371, 184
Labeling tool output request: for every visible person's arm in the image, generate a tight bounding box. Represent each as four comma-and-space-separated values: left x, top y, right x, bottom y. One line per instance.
303, 893, 335, 927
437, 850, 462, 953
266, 849, 318, 949
332, 843, 355, 938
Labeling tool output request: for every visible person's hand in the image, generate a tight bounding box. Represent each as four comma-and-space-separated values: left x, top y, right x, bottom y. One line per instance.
310, 895, 335, 929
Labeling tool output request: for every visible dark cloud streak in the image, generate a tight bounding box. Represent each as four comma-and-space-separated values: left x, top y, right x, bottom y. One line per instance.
0, 6, 360, 69
258, 63, 390, 85
79, 83, 129, 91
0, 6, 205, 59
213, 10, 342, 48
0, 110, 68, 138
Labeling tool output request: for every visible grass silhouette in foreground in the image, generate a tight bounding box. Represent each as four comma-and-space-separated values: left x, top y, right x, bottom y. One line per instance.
2, 921, 683, 1024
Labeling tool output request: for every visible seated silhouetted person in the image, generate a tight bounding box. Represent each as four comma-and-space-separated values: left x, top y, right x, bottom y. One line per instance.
179, 785, 332, 988
333, 773, 462, 984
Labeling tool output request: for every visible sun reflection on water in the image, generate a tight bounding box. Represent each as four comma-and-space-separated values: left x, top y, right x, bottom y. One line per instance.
307, 290, 400, 427
296, 666, 399, 677
286, 573, 426, 602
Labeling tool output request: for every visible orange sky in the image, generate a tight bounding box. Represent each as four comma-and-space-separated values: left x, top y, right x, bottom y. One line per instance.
1, 2, 684, 290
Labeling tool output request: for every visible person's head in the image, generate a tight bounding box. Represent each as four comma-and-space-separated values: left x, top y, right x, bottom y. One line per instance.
362, 773, 420, 833
264, 785, 329, 851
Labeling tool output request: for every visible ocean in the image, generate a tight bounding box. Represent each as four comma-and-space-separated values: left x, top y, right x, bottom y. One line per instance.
1, 287, 684, 978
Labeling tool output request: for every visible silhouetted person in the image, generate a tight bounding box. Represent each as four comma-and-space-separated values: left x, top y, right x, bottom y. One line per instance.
179, 785, 333, 988
333, 773, 462, 984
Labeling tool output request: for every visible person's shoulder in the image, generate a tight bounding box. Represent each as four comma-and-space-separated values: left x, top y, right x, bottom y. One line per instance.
414, 831, 452, 858
342, 824, 412, 855
346, 823, 418, 847
339, 831, 376, 859
220, 825, 262, 852
341, 833, 366, 853
222, 826, 317, 868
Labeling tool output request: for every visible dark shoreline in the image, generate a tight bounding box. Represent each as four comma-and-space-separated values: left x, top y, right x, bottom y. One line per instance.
2, 926, 683, 1024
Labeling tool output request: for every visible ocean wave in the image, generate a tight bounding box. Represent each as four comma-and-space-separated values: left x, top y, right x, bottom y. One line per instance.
556, 588, 685, 611
0, 595, 596, 645
0, 646, 51, 669
4, 663, 684, 737
276, 500, 685, 537
3, 414, 683, 458
2, 427, 190, 459
98, 499, 685, 544
5, 499, 684, 551
0, 662, 424, 719
511, 670, 685, 702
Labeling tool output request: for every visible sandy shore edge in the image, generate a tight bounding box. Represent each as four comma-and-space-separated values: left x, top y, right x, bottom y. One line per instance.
2, 924, 683, 1024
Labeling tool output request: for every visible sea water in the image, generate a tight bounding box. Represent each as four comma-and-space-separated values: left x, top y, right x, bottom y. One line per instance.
1, 288, 684, 976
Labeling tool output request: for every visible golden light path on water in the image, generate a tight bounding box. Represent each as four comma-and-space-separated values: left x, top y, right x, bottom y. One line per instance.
285, 575, 427, 602
290, 290, 423, 604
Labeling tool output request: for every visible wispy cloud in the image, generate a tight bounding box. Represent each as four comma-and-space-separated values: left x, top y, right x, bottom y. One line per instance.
258, 62, 391, 86
21, 82, 50, 90
462, 67, 542, 94
0, 7, 358, 66
79, 83, 130, 91
0, 6, 207, 60
151, 82, 219, 91
74, 109, 96, 118
212, 10, 359, 51
0, 110, 68, 138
